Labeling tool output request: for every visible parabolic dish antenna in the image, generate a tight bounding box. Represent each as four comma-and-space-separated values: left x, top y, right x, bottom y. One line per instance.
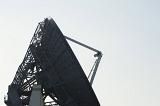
4, 18, 101, 106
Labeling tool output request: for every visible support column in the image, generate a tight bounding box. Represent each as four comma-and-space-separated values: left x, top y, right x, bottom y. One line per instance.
29, 85, 44, 106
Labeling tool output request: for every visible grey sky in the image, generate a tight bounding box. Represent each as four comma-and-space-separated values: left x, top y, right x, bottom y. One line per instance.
0, 0, 160, 106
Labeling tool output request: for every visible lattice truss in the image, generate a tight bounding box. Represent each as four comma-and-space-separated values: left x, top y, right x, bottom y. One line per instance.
8, 19, 59, 106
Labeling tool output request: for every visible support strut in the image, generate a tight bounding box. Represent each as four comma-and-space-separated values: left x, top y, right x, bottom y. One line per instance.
65, 36, 102, 85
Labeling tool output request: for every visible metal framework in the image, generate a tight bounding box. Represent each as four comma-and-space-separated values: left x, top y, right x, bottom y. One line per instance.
64, 36, 102, 85
5, 19, 55, 106
4, 18, 102, 106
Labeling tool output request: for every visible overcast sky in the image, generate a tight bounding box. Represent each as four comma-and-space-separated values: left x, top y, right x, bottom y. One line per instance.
0, 0, 160, 106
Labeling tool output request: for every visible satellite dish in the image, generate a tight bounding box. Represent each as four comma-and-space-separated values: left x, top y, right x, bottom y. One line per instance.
5, 18, 101, 106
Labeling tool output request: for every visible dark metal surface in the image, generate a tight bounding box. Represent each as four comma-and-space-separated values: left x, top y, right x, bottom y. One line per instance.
5, 18, 100, 106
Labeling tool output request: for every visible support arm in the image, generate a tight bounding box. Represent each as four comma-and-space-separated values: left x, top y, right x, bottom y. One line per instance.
64, 36, 102, 85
